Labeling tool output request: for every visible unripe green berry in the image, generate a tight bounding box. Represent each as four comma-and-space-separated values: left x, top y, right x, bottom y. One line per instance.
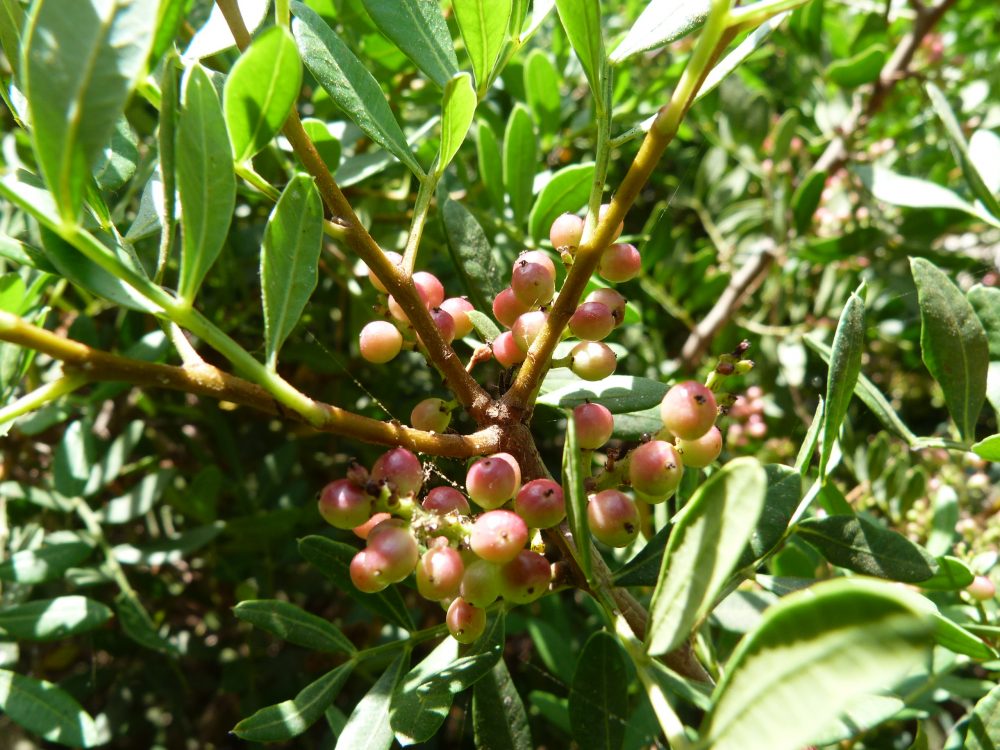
628, 440, 683, 499
570, 341, 617, 381
587, 490, 639, 547
460, 559, 502, 608
359, 321, 403, 363
676, 426, 722, 468
447, 597, 487, 643
660, 381, 718, 440
411, 397, 452, 432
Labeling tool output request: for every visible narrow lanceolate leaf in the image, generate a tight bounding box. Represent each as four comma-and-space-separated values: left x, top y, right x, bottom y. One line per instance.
22, 0, 158, 222
646, 458, 767, 656
503, 104, 537, 228
797, 515, 938, 583
0, 596, 112, 641
0, 0, 24, 77
528, 162, 595, 242
569, 632, 628, 750
291, 2, 423, 176
736, 464, 802, 570
562, 416, 593, 582
554, 0, 605, 103
98, 469, 174, 524
964, 682, 1000, 750
473, 659, 532, 750
115, 591, 178, 654
233, 662, 354, 742
477, 121, 504, 213
910, 257, 989, 442
610, 0, 709, 63
0, 669, 104, 748
972, 434, 1000, 461
700, 579, 935, 750
820, 288, 865, 477
234, 599, 356, 655
361, 0, 459, 89
969, 284, 1000, 415
336, 652, 408, 750
437, 73, 477, 176
453, 0, 512, 95
261, 175, 323, 368
439, 190, 499, 312
537, 375, 667, 413
224, 26, 302, 164
0, 542, 92, 584
176, 63, 236, 303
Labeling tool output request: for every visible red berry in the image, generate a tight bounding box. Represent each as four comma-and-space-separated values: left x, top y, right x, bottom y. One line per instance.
411, 397, 452, 432
413, 271, 445, 308
493, 331, 526, 368
516, 250, 557, 279
428, 307, 456, 344
514, 479, 565, 529
446, 597, 487, 643
460, 559, 502, 608
466, 455, 519, 509
423, 486, 471, 515
629, 440, 683, 499
440, 297, 475, 339
584, 289, 626, 326
493, 287, 531, 328
470, 510, 528, 563
512, 310, 548, 353
570, 341, 617, 381
660, 381, 718, 440
367, 521, 419, 582
587, 490, 639, 547
676, 426, 722, 468
499, 550, 551, 604
416, 544, 465, 601
493, 452, 522, 488
367, 250, 402, 293
318, 479, 372, 530
598, 243, 641, 283
549, 213, 585, 249
371, 447, 424, 497
573, 402, 614, 449
359, 321, 403, 363
511, 260, 555, 307
569, 301, 615, 341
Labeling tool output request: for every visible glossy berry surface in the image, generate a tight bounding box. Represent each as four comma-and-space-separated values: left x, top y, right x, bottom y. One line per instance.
549, 213, 584, 248
629, 440, 684, 499
511, 260, 556, 307
598, 243, 641, 283
446, 598, 487, 643
466, 455, 519, 509
584, 289, 626, 326
660, 381, 718, 440
460, 559, 502, 608
570, 341, 617, 381
423, 486, 471, 515
359, 321, 403, 363
493, 287, 531, 328
512, 310, 547, 353
317, 479, 372, 530
587, 490, 640, 547
573, 403, 614, 450
514, 479, 565, 528
499, 550, 551, 604
416, 545, 465, 601
412, 271, 445, 308
371, 447, 424, 496
569, 301, 615, 342
440, 297, 475, 339
410, 397, 452, 432
676, 426, 723, 468
469, 510, 528, 563
366, 522, 419, 582
493, 331, 526, 368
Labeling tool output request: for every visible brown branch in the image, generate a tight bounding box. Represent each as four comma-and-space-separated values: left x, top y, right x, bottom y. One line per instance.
0, 312, 497, 458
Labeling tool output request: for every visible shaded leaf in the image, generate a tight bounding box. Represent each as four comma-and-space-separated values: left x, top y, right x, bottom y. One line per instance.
98, 469, 174, 525
820, 288, 865, 476
569, 632, 627, 750
736, 464, 802, 570
112, 522, 224, 565
537, 375, 667, 413
473, 658, 532, 750
0, 542, 92, 584
0, 669, 103, 747
360, 0, 459, 89
792, 170, 825, 234
115, 591, 178, 654
235, 599, 356, 655
561, 416, 592, 582
0, 596, 112, 641
439, 191, 499, 312
919, 555, 975, 591
964, 682, 1000, 750
503, 104, 537, 227
476, 120, 504, 213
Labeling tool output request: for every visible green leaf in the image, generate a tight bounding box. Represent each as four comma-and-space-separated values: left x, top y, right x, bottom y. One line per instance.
797, 515, 939, 583
301, 118, 342, 171
360, 0, 459, 89
791, 170, 825, 234
856, 165, 1000, 228
569, 632, 628, 750
439, 191, 499, 312
770, 109, 799, 164
554, 0, 605, 102
233, 662, 354, 742
910, 257, 989, 441
613, 523, 671, 587
336, 652, 408, 750
736, 464, 802, 570
473, 658, 532, 750
92, 116, 139, 191
609, 0, 709, 64
820, 289, 865, 476
0, 542, 92, 584
224, 25, 302, 164
454, 0, 512, 95
826, 44, 886, 88
524, 49, 561, 137
298, 536, 414, 630
537, 375, 667, 413
562, 416, 593, 582
476, 121, 504, 214
390, 614, 505, 745
261, 174, 324, 369
528, 162, 595, 242
115, 591, 178, 654
0, 669, 103, 747
969, 285, 1000, 357
926, 83, 1000, 219
176, 63, 236, 303
466, 310, 501, 342
646, 458, 767, 656
503, 103, 537, 228
53, 420, 96, 498
150, 0, 191, 67
923, 607, 996, 660
0, 0, 24, 77
291, 2, 424, 176
437, 73, 477, 176
919, 555, 975, 591
972, 434, 1000, 461
97, 469, 174, 524
700, 578, 935, 750
234, 599, 356, 655
965, 682, 1000, 750
0, 596, 112, 641
112, 522, 224, 565
21, 0, 157, 222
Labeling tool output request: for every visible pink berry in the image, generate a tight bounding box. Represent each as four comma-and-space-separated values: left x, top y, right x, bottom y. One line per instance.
446, 597, 487, 643
493, 452, 522, 488
511, 260, 556, 307
493, 331, 526, 368
660, 381, 718, 440
466, 455, 519, 509
587, 490, 639, 547
512, 310, 548, 353
967, 575, 996, 601
423, 486, 471, 514
516, 250, 557, 279
470, 510, 528, 563
570, 341, 617, 381
318, 479, 372, 530
371, 447, 424, 496
366, 521, 419, 582
573, 403, 614, 449
514, 479, 565, 528
598, 243, 641, 283
367, 250, 402, 293
350, 549, 390, 592
676, 426, 722, 468
460, 559, 502, 608
629, 440, 684, 499
416, 544, 465, 601
584, 289, 626, 326
411, 397, 452, 432
499, 550, 551, 604
493, 287, 531, 329
412, 271, 445, 308
440, 297, 475, 339
428, 307, 456, 344
549, 213, 585, 249
569, 301, 615, 341
596, 203, 624, 241
353, 512, 391, 540
359, 321, 403, 363
387, 295, 409, 323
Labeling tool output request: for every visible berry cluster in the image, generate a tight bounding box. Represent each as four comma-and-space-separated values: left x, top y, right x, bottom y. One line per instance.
318, 447, 561, 643
726, 384, 767, 446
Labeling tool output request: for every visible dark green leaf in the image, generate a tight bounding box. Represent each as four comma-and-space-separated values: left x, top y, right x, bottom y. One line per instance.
22, 0, 157, 221
609, 0, 709, 64
910, 257, 989, 441
476, 121, 504, 213
98, 469, 174, 524
820, 289, 865, 476
439, 191, 499, 312
503, 104, 537, 228
261, 174, 324, 368
562, 416, 592, 582
770, 109, 799, 164
176, 63, 236, 303
234, 599, 356, 655
473, 658, 532, 750
298, 536, 414, 630
569, 632, 628, 750
647, 458, 767, 656
554, 0, 605, 102
0, 481, 74, 512
437, 73, 477, 176
92, 116, 139, 191
360, 0, 459, 89
736, 464, 802, 570
115, 591, 178, 654
454, 0, 512, 95
968, 285, 1000, 358
792, 170, 825, 234
291, 2, 424, 176
965, 682, 1000, 750
150, 0, 192, 67
927, 485, 959, 556
613, 524, 671, 587
0, 596, 112, 641
610, 406, 663, 440
223, 25, 302, 164
0, 669, 103, 747
537, 375, 667, 413
0, 542, 92, 584
233, 662, 354, 742
919, 556, 975, 591
112, 522, 224, 565
528, 162, 594, 242
336, 652, 408, 750
826, 44, 886, 88
53, 420, 95, 498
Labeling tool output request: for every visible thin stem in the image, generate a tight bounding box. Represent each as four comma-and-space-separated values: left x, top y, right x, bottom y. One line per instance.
0, 374, 87, 427
401, 173, 439, 273
236, 162, 282, 201
274, 0, 290, 26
